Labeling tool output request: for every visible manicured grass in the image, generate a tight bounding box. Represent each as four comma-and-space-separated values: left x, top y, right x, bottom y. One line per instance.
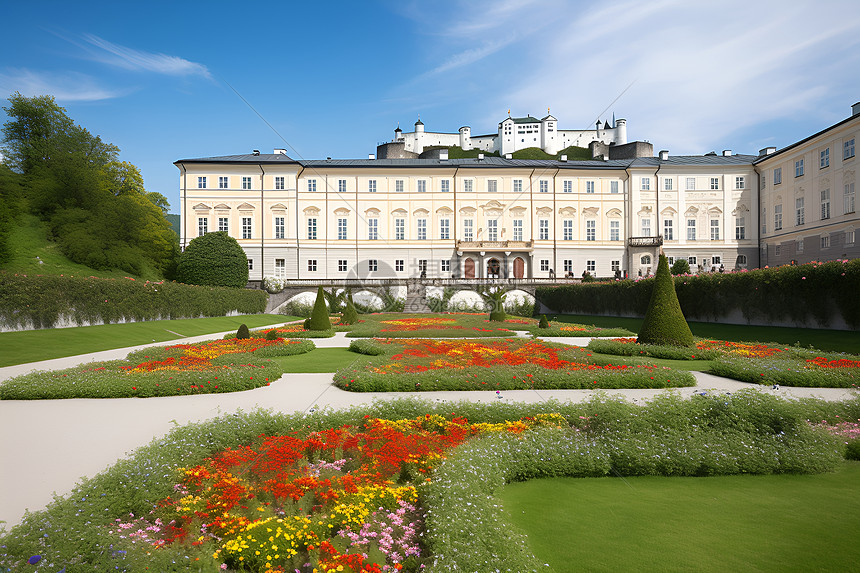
0, 315, 296, 367
271, 347, 365, 373
552, 313, 860, 354
502, 461, 860, 573
590, 353, 714, 372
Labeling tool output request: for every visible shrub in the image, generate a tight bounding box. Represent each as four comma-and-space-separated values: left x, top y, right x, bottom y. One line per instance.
348, 339, 387, 356
487, 290, 507, 322
846, 440, 860, 461
236, 323, 250, 339
539, 314, 549, 329
636, 254, 694, 347
303, 318, 311, 330
175, 231, 249, 288
671, 258, 691, 275
340, 292, 359, 325
307, 286, 331, 331
265, 329, 279, 341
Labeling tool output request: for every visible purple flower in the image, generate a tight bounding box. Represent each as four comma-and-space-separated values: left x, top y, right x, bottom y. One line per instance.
28, 555, 42, 565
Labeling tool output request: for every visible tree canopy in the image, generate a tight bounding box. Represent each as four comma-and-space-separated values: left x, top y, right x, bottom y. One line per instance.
176, 231, 249, 288
0, 93, 176, 277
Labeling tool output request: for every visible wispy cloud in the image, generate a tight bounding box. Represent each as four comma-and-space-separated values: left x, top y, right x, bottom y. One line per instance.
82, 34, 211, 79
0, 69, 126, 101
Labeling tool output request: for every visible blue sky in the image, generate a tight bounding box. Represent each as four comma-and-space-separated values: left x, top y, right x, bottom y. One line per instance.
2, 0, 859, 214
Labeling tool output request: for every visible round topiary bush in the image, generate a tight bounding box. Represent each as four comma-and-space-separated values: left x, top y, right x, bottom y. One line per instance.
670, 258, 691, 275
176, 231, 249, 288
539, 314, 550, 329
637, 254, 694, 347
307, 286, 332, 331
265, 329, 279, 341
236, 323, 250, 339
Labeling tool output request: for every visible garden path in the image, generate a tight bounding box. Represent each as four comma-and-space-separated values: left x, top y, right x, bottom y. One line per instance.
0, 333, 855, 530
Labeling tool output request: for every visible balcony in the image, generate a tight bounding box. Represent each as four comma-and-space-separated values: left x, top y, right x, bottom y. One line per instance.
456, 240, 534, 252
627, 236, 664, 247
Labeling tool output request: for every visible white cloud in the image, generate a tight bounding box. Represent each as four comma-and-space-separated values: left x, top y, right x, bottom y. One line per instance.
0, 69, 125, 101
82, 34, 211, 79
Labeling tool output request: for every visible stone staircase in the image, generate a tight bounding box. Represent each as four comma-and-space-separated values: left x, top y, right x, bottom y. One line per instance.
404, 281, 432, 313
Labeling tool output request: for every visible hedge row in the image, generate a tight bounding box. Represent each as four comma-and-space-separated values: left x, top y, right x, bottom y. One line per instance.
0, 272, 268, 329
536, 260, 860, 329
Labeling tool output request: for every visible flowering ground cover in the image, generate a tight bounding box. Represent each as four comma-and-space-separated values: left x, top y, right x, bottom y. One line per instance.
0, 337, 314, 400
1, 395, 855, 572
343, 313, 535, 338
336, 338, 696, 391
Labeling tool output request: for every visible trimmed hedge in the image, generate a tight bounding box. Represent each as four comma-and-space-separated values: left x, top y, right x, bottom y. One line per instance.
536, 259, 860, 329
0, 272, 267, 329
175, 231, 249, 288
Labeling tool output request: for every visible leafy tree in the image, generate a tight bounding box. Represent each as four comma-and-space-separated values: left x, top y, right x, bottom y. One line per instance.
671, 258, 691, 275
176, 231, 249, 288
637, 254, 694, 346
323, 288, 346, 314
307, 286, 332, 331
0, 164, 21, 265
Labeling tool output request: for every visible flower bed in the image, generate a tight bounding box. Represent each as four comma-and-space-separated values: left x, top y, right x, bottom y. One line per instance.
527, 323, 635, 337
0, 337, 314, 400
710, 352, 860, 388
337, 338, 695, 391
344, 313, 533, 338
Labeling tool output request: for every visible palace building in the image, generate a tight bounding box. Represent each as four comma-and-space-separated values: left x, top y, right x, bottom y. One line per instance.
175, 104, 859, 283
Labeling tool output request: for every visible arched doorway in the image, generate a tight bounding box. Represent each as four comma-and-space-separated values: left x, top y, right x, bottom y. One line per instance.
464, 257, 475, 279
513, 257, 525, 279
487, 258, 501, 278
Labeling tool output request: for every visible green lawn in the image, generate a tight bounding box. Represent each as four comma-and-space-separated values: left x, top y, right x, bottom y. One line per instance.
271, 347, 366, 373
552, 313, 860, 354
0, 315, 297, 367
502, 462, 860, 573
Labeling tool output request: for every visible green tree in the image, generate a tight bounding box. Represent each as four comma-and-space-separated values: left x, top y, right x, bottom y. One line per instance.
637, 254, 694, 346
0, 164, 21, 265
176, 231, 249, 288
671, 258, 691, 275
307, 286, 332, 331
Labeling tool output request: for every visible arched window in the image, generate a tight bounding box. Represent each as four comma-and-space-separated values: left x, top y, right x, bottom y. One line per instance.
737, 254, 748, 266
640, 255, 652, 265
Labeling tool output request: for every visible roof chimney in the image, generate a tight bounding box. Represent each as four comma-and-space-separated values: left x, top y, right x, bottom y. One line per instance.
659, 150, 669, 160
252, 149, 260, 156
758, 147, 777, 157
477, 153, 484, 160
439, 149, 449, 161
505, 153, 512, 160
368, 153, 376, 160
560, 154, 568, 162
274, 148, 287, 155
852, 102, 860, 117
722, 149, 732, 157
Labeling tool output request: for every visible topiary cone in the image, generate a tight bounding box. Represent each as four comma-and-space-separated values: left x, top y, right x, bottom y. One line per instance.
307, 286, 332, 331
539, 314, 549, 329
236, 323, 250, 339
637, 254, 694, 346
341, 291, 359, 325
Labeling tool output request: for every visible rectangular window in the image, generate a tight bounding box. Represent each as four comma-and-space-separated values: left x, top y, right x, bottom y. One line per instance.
586, 220, 596, 241
338, 218, 347, 240
664, 178, 673, 191
307, 179, 316, 192
797, 239, 804, 253
418, 259, 428, 272
641, 177, 650, 190
820, 148, 829, 169
197, 176, 207, 189
795, 159, 804, 177
368, 259, 378, 272
611, 260, 620, 272
417, 218, 427, 240
198, 217, 208, 236
735, 217, 745, 240
463, 219, 473, 241
563, 219, 573, 241
242, 176, 252, 190
539, 219, 549, 240
686, 177, 696, 191
821, 189, 831, 220
338, 260, 348, 272
774, 167, 782, 185
641, 218, 651, 236
274, 259, 286, 277
586, 260, 596, 273
488, 179, 498, 192
274, 216, 285, 239
821, 235, 830, 249
711, 256, 721, 266
562, 180, 571, 193
440, 218, 450, 240
687, 219, 696, 241
395, 218, 405, 240
275, 176, 285, 190
368, 179, 377, 193
796, 197, 805, 226
417, 180, 427, 193
775, 245, 782, 256
710, 177, 719, 190
395, 179, 404, 192
307, 259, 317, 272
513, 179, 522, 193
845, 182, 856, 213
663, 219, 673, 240
563, 259, 573, 273
540, 259, 549, 272
242, 217, 252, 239
218, 217, 229, 233
710, 219, 720, 241
845, 138, 856, 160
761, 174, 766, 190
611, 181, 619, 194
688, 256, 697, 266
441, 179, 450, 192
368, 218, 378, 240
735, 176, 745, 189
395, 260, 404, 272
846, 230, 855, 245
513, 219, 523, 241
487, 219, 498, 241
337, 179, 346, 193
218, 176, 229, 189
774, 204, 783, 230
761, 208, 767, 234
610, 220, 620, 241
248, 259, 253, 272
586, 181, 595, 194
441, 260, 451, 272
307, 218, 317, 240
464, 180, 474, 193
